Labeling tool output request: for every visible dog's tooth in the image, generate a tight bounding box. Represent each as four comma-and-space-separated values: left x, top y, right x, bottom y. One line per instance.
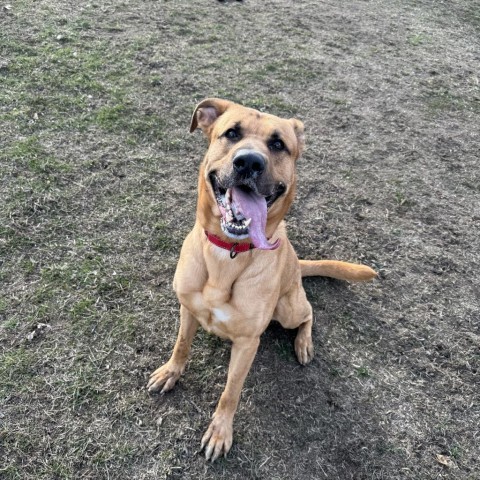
244, 218, 252, 227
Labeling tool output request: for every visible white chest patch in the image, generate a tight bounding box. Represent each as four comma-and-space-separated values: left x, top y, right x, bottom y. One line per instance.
212, 308, 231, 323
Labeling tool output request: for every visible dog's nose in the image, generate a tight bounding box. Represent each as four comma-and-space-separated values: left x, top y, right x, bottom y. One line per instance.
233, 150, 266, 178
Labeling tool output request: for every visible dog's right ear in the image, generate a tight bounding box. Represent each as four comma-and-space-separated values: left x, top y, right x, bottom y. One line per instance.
190, 98, 232, 135
290, 118, 305, 158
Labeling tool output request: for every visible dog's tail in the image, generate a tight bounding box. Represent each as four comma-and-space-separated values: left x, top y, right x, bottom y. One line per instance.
299, 260, 377, 282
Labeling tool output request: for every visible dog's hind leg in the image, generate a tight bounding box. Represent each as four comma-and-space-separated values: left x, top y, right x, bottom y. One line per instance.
294, 306, 314, 366
147, 305, 199, 393
274, 284, 314, 365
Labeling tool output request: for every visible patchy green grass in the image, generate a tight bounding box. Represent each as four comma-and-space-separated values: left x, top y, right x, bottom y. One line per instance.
407, 32, 430, 46
426, 88, 480, 113
1, 18, 166, 145
355, 365, 371, 378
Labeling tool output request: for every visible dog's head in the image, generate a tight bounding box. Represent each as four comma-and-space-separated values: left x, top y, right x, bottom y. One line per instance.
190, 98, 305, 249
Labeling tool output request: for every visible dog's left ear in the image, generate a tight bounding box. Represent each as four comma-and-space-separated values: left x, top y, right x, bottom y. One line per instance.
290, 118, 305, 157
190, 98, 233, 135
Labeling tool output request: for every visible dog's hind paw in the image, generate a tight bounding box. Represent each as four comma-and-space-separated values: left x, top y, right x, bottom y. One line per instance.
147, 361, 183, 393
294, 334, 314, 365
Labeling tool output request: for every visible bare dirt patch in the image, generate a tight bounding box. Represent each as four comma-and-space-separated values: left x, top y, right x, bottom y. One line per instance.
1, 1, 479, 479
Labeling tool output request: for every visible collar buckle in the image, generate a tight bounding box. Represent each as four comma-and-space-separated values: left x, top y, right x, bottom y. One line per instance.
229, 243, 239, 259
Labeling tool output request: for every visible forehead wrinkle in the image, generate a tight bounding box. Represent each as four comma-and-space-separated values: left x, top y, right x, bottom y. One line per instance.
249, 118, 282, 137
270, 130, 281, 139
221, 110, 295, 143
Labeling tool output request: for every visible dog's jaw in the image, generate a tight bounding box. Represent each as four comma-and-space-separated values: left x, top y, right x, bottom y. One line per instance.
207, 171, 288, 246
209, 173, 254, 240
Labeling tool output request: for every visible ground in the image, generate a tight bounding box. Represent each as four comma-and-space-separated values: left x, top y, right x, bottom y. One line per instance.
1, 0, 479, 478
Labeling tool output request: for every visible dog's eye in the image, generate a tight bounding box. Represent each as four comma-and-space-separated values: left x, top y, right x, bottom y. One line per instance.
224, 129, 240, 140
269, 139, 285, 152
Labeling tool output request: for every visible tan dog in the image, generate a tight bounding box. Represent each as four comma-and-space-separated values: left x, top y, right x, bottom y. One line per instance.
147, 99, 377, 461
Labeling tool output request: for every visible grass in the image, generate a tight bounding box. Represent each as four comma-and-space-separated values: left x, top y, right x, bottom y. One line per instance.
407, 33, 429, 46
426, 88, 480, 113
2, 0, 480, 479
355, 366, 370, 378
1, 19, 166, 144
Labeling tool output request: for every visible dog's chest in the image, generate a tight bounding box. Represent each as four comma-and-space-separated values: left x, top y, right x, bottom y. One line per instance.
177, 244, 265, 339
211, 307, 231, 323
196, 306, 229, 336
199, 284, 236, 338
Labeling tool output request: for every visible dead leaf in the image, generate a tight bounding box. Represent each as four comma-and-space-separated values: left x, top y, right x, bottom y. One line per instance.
436, 454, 453, 468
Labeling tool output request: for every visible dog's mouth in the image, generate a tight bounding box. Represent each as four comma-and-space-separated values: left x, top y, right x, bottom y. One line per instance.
209, 173, 285, 250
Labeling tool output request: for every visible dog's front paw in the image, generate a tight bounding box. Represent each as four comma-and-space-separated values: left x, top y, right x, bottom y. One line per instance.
147, 361, 183, 393
200, 415, 233, 462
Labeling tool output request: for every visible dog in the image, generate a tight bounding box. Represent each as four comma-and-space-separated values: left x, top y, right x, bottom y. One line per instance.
147, 98, 377, 461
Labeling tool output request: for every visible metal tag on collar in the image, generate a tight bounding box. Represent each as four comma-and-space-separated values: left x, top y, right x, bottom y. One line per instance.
229, 243, 239, 259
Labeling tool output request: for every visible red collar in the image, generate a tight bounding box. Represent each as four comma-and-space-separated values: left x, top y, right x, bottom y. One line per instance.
204, 230, 255, 259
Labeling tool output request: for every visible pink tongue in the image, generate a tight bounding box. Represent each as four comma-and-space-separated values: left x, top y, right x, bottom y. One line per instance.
231, 187, 280, 250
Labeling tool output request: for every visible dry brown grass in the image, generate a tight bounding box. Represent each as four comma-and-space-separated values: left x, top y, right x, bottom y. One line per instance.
1, 0, 479, 478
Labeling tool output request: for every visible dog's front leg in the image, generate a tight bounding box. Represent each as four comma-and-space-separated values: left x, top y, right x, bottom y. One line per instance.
201, 336, 260, 461
147, 305, 199, 393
